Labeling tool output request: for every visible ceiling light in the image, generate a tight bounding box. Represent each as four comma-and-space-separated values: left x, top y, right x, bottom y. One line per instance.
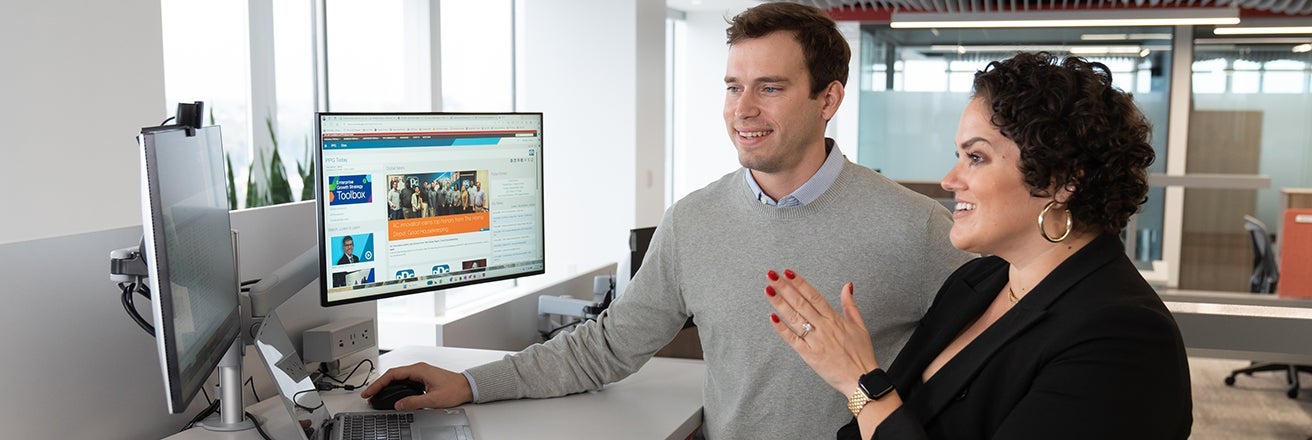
1214, 26, 1312, 35
1081, 33, 1128, 41
1295, 44, 1312, 53
1196, 37, 1312, 45
1069, 45, 1144, 55
1128, 33, 1173, 40
891, 8, 1240, 29
1140, 48, 1151, 57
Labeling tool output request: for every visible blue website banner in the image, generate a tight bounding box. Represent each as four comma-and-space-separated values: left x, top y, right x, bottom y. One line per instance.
328, 174, 372, 206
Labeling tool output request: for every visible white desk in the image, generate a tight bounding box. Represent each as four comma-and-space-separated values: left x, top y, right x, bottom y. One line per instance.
168, 346, 706, 440
1161, 289, 1312, 364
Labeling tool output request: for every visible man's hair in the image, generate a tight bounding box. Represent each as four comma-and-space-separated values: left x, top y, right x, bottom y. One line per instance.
725, 2, 849, 98
342, 235, 353, 244
972, 52, 1155, 235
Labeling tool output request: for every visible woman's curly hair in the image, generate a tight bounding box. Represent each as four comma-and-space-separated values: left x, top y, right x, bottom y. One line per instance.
972, 52, 1156, 236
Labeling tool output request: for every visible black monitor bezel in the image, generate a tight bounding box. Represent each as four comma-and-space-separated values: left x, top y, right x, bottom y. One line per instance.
315, 111, 546, 307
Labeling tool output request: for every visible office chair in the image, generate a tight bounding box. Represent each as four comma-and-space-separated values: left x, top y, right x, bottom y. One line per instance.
1223, 215, 1312, 398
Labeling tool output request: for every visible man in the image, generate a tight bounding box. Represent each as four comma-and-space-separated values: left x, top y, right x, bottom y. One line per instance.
438, 178, 448, 216
362, 4, 970, 439
400, 179, 415, 219
387, 179, 402, 220
444, 178, 460, 216
469, 181, 486, 212
337, 235, 359, 265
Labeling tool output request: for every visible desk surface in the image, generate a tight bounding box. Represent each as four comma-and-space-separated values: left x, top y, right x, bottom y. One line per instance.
1160, 289, 1312, 364
167, 346, 706, 440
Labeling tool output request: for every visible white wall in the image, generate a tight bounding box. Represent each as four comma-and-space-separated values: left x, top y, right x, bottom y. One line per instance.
516, 0, 666, 278
0, 0, 167, 245
672, 9, 743, 202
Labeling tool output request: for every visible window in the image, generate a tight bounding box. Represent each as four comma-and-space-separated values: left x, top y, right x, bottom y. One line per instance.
160, 0, 252, 208
324, 0, 430, 112
440, 0, 514, 111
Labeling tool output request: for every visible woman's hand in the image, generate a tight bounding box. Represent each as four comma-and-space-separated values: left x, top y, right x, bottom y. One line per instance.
765, 269, 880, 395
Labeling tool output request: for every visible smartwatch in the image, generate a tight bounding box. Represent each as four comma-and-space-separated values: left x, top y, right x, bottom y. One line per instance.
847, 368, 895, 417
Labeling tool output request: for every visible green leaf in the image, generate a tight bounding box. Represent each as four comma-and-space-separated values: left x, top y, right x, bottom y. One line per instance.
268, 146, 293, 205
225, 153, 237, 210
245, 150, 268, 209
298, 136, 316, 201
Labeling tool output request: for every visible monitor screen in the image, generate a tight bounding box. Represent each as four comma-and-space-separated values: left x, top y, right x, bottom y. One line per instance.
316, 113, 545, 306
138, 125, 242, 414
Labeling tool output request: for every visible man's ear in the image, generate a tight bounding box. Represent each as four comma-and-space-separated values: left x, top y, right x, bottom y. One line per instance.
820, 80, 844, 121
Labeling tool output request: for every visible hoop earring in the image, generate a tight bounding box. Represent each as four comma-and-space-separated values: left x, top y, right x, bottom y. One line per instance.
1038, 200, 1072, 243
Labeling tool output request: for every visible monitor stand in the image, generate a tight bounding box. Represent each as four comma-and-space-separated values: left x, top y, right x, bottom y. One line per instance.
195, 339, 255, 432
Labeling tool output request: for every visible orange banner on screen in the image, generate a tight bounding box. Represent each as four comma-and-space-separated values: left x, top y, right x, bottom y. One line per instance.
389, 213, 490, 240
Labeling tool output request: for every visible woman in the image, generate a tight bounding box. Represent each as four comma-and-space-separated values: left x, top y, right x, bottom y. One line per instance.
763, 52, 1191, 439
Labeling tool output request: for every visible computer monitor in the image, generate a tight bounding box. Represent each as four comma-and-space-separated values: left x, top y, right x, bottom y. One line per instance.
316, 113, 546, 306
138, 125, 242, 414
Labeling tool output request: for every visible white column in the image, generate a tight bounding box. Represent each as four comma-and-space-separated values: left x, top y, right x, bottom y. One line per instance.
247, 0, 279, 201
1162, 25, 1195, 288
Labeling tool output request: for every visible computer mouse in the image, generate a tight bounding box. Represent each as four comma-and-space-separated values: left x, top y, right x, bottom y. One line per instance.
369, 379, 426, 410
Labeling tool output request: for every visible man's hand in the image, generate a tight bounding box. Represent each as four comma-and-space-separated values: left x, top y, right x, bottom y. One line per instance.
360, 363, 474, 410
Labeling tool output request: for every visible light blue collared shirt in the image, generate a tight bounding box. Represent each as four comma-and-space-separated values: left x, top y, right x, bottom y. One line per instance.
744, 139, 845, 207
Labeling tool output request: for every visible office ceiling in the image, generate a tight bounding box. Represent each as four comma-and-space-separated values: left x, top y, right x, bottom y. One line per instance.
781, 0, 1312, 15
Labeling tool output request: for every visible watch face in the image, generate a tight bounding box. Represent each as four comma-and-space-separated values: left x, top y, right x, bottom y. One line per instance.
859, 369, 895, 400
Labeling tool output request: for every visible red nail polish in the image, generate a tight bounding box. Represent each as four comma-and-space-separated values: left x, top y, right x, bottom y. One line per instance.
765, 285, 776, 297
784, 269, 796, 280
771, 313, 780, 323
767, 270, 779, 281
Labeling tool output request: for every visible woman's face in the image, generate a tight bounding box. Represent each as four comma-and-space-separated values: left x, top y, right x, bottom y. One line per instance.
940, 98, 1053, 256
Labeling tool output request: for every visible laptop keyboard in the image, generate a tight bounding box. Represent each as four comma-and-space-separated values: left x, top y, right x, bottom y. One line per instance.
340, 413, 415, 440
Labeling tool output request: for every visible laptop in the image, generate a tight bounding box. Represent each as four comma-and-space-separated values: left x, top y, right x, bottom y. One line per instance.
253, 312, 475, 440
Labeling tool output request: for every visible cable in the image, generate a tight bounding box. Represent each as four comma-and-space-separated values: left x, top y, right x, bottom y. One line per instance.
119, 281, 155, 335
316, 359, 375, 391
540, 319, 583, 340
245, 376, 260, 402
246, 411, 274, 440
201, 386, 212, 406
292, 389, 326, 411
160, 116, 176, 126
179, 398, 221, 432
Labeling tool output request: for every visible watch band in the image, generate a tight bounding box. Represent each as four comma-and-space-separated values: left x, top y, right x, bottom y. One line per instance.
848, 368, 895, 417
847, 387, 872, 417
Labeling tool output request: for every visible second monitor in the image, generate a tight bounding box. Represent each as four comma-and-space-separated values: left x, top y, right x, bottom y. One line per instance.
316, 113, 546, 307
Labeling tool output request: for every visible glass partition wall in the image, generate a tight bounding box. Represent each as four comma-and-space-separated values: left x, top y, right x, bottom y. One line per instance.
854, 23, 1312, 291
1185, 33, 1312, 291
854, 25, 1173, 269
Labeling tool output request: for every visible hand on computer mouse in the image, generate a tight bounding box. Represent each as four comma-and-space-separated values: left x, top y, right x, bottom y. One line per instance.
361, 362, 473, 411
367, 379, 425, 410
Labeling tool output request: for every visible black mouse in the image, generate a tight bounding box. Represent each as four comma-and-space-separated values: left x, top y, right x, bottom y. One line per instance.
369, 379, 426, 410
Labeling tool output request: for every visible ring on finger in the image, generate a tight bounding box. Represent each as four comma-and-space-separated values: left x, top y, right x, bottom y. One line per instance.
799, 322, 813, 338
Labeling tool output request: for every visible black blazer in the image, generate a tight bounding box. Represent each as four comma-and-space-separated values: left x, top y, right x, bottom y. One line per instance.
840, 234, 1192, 439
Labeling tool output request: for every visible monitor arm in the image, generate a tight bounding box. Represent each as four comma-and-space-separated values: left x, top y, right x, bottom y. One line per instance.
245, 248, 318, 319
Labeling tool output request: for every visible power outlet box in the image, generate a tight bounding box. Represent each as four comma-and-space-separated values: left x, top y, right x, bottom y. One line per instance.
303, 318, 375, 363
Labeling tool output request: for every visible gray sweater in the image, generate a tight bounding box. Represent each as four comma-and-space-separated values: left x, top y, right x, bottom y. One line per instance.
466, 161, 971, 439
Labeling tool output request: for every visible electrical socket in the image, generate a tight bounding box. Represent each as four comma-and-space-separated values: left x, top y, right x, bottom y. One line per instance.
302, 318, 375, 363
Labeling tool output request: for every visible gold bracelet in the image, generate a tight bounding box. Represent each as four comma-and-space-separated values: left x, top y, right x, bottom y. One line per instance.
847, 386, 873, 417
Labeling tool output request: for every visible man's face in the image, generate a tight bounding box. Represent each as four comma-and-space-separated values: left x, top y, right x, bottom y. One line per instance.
343, 238, 354, 255
723, 31, 837, 175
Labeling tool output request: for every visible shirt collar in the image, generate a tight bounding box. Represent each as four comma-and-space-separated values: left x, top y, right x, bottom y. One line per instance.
744, 138, 845, 207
